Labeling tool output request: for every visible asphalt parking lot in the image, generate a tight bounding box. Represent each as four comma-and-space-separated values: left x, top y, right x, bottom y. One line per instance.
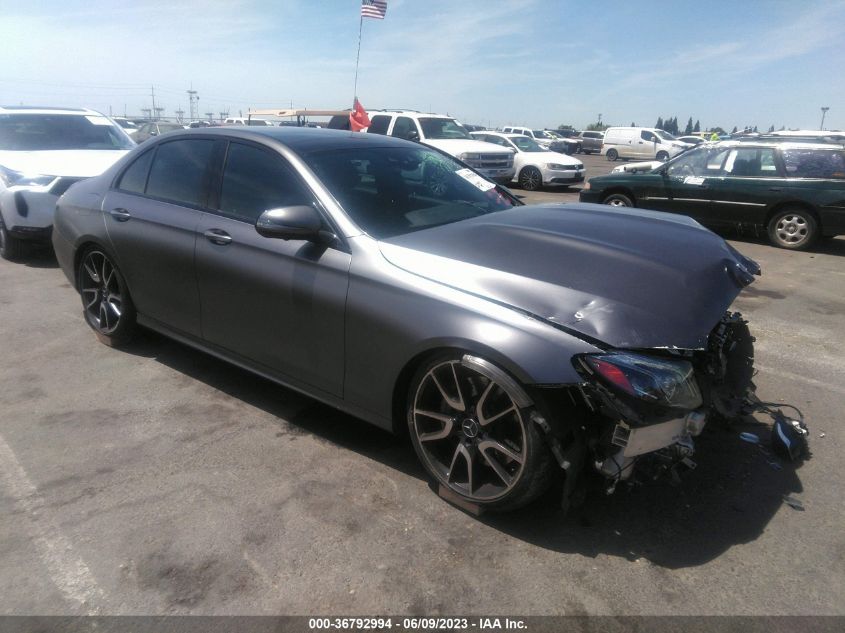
1, 153, 844, 616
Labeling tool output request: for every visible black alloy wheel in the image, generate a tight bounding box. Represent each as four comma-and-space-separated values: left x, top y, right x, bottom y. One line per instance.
408, 354, 553, 511
78, 249, 137, 346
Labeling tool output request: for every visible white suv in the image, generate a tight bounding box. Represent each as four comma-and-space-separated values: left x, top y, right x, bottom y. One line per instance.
366, 111, 514, 182
0, 106, 135, 260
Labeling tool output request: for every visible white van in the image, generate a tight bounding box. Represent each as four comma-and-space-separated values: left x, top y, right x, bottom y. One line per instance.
602, 127, 691, 162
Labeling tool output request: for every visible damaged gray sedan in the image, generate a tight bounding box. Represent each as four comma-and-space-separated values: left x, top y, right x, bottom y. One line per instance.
53, 127, 763, 511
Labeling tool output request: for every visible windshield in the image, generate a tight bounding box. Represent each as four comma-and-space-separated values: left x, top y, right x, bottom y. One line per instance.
655, 130, 678, 141
511, 136, 545, 152
418, 118, 471, 140
304, 146, 516, 239
0, 114, 135, 151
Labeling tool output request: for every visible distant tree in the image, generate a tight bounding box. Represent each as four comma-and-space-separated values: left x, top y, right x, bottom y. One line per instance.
656, 116, 664, 130
684, 117, 693, 135
694, 119, 701, 133
768, 125, 775, 132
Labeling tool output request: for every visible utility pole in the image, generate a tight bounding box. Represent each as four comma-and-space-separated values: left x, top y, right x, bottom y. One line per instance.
187, 86, 199, 121
820, 106, 830, 130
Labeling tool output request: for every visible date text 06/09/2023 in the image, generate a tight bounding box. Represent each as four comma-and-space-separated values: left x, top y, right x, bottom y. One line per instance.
308, 617, 528, 630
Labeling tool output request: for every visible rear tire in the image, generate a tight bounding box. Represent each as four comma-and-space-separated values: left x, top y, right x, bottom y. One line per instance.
606, 149, 618, 161
407, 352, 554, 512
603, 193, 633, 207
0, 216, 26, 261
767, 208, 818, 250
77, 248, 138, 346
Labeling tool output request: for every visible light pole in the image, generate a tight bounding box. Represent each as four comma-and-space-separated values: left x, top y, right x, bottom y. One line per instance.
820, 107, 829, 130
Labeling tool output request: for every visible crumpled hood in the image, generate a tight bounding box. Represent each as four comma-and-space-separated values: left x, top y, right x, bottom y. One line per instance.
380, 203, 760, 349
0, 150, 131, 178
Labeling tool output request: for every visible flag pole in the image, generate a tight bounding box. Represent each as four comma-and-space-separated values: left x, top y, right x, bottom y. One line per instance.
353, 11, 363, 106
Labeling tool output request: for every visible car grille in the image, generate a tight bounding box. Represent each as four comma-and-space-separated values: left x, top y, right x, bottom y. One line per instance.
50, 177, 86, 197
468, 153, 513, 169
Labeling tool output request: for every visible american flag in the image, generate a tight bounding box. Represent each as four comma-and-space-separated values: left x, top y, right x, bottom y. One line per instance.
361, 0, 387, 19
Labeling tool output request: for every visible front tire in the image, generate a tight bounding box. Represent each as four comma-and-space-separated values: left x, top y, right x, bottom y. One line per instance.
407, 353, 554, 512
767, 208, 818, 250
603, 193, 633, 207
0, 216, 26, 261
606, 149, 618, 161
78, 248, 137, 346
518, 166, 543, 191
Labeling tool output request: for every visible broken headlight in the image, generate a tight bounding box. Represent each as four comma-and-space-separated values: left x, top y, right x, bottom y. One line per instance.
578, 352, 702, 410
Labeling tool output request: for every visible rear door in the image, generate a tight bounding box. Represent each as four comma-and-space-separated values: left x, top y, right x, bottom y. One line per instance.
103, 138, 215, 336
707, 146, 784, 228
194, 140, 351, 396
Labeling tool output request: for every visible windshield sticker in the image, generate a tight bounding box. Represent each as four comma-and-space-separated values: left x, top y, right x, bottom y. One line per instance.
455, 168, 496, 192
683, 176, 706, 186
85, 116, 113, 126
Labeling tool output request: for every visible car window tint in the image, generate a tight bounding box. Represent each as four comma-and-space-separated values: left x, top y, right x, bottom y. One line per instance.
391, 116, 417, 140
218, 142, 312, 223
146, 139, 215, 207
724, 148, 777, 177
117, 150, 154, 194
783, 149, 845, 179
367, 115, 391, 135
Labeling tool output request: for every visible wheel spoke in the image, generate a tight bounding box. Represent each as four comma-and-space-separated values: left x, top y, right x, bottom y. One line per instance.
447, 442, 473, 493
415, 410, 453, 442
83, 261, 100, 283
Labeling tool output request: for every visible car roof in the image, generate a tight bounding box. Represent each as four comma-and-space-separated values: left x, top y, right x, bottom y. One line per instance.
157, 126, 416, 153
0, 106, 102, 116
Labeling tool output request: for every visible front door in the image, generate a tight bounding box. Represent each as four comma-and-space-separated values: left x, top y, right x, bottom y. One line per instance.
194, 140, 351, 397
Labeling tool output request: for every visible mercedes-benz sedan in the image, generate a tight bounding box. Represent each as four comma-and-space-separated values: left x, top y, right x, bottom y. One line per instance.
54, 127, 763, 512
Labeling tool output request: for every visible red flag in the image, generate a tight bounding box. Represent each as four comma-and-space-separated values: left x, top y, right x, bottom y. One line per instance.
349, 98, 371, 132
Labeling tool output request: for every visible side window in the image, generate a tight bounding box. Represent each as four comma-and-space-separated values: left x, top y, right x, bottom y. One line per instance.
783, 149, 845, 179
116, 150, 154, 194
367, 115, 391, 135
724, 148, 777, 177
218, 142, 313, 223
145, 139, 215, 207
391, 116, 417, 140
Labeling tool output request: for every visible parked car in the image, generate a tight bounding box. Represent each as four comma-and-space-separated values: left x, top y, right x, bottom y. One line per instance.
112, 117, 140, 139
53, 126, 764, 512
580, 141, 845, 249
134, 121, 186, 143
678, 135, 706, 146
366, 110, 514, 182
223, 117, 274, 126
471, 131, 584, 190
602, 127, 692, 162
577, 130, 604, 154
0, 106, 134, 260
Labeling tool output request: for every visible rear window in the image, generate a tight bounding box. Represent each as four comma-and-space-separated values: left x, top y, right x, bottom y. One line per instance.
145, 139, 215, 207
782, 149, 845, 179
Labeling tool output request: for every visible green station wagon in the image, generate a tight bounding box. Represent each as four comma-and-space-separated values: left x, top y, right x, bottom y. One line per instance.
579, 141, 845, 249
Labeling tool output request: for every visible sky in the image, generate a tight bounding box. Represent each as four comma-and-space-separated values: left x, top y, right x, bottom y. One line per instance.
1, 0, 844, 131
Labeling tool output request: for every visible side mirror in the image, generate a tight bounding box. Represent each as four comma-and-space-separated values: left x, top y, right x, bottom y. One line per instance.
255, 206, 335, 244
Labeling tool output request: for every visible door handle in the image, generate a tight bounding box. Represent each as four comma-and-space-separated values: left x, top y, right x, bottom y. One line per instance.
109, 208, 131, 222
204, 229, 232, 245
